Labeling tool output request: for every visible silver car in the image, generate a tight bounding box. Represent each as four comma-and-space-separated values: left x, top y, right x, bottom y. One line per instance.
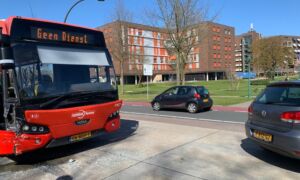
245, 81, 300, 159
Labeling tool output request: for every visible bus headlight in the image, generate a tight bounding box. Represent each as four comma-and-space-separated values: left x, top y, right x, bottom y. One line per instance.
32, 126, 37, 132
21, 123, 49, 134
108, 111, 119, 120
22, 125, 30, 131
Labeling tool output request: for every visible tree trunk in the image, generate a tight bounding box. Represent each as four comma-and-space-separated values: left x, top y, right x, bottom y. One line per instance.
176, 53, 180, 85
138, 72, 143, 85
120, 61, 124, 95
181, 70, 185, 85
181, 55, 186, 85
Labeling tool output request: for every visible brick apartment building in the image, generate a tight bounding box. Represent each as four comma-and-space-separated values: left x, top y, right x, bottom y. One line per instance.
98, 21, 235, 84
234, 28, 261, 72
279, 35, 300, 73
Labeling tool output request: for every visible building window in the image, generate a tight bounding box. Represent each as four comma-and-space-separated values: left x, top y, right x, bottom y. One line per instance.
138, 30, 142, 36
134, 36, 138, 45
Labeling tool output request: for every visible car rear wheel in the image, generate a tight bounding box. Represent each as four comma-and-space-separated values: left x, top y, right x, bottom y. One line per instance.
152, 102, 161, 111
187, 103, 198, 113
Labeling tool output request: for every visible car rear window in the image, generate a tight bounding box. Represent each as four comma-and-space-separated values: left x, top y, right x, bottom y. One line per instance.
255, 85, 300, 106
196, 87, 209, 95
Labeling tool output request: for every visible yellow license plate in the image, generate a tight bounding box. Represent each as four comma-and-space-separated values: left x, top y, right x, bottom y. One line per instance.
70, 132, 91, 142
203, 99, 209, 102
253, 130, 272, 142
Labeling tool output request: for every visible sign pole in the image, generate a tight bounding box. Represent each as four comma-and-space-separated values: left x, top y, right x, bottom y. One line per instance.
147, 76, 149, 100
143, 63, 152, 101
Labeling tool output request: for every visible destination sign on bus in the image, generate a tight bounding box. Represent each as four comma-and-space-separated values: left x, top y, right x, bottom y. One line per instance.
31, 27, 93, 44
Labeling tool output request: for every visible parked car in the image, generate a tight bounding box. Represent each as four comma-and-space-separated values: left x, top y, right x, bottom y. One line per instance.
151, 86, 213, 113
245, 81, 300, 159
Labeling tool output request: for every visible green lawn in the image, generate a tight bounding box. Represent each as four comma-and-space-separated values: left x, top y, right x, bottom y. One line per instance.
119, 75, 299, 106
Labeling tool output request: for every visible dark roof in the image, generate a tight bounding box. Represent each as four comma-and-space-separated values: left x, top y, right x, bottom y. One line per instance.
268, 80, 300, 87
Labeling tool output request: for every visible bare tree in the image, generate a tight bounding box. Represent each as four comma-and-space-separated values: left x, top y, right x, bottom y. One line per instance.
110, 0, 132, 94
226, 65, 240, 90
252, 37, 294, 80
130, 46, 146, 85
149, 0, 212, 85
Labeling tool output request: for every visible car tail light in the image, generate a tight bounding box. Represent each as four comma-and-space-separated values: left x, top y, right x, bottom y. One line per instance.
248, 104, 253, 115
281, 111, 300, 123
194, 93, 201, 99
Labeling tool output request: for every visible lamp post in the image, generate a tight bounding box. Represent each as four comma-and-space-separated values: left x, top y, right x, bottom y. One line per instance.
242, 38, 251, 99
64, 0, 104, 23
248, 60, 251, 99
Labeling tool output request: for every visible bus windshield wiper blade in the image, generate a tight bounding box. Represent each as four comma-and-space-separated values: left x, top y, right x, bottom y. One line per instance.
39, 92, 88, 108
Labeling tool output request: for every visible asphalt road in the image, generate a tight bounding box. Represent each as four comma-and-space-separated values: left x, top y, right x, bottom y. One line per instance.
121, 105, 247, 124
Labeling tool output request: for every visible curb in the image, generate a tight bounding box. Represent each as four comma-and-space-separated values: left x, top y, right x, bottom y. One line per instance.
123, 101, 248, 113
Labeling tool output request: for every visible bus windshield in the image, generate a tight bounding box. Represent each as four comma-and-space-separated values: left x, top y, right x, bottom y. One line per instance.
13, 44, 117, 99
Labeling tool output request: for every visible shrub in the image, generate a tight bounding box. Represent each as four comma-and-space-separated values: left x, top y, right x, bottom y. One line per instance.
250, 79, 270, 85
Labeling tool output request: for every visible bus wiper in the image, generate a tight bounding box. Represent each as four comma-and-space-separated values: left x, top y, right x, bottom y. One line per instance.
39, 92, 87, 108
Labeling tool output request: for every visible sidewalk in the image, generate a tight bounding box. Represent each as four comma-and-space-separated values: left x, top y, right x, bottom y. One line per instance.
228, 101, 252, 108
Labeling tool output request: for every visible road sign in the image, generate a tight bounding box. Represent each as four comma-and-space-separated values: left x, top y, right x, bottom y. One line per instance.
143, 64, 153, 76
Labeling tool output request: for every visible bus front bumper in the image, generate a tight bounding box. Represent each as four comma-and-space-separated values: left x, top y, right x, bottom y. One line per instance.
0, 117, 120, 156
0, 130, 52, 156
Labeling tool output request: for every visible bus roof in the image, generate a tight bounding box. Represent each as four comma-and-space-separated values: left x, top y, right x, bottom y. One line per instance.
0, 16, 106, 47
0, 16, 101, 36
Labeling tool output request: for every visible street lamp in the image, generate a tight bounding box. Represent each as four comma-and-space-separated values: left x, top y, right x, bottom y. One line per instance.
242, 38, 251, 99
64, 0, 104, 23
247, 59, 251, 99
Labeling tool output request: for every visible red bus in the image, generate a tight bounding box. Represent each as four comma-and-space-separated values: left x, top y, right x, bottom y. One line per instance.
0, 17, 122, 156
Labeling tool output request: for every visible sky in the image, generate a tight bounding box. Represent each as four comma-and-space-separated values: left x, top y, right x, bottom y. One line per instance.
0, 0, 299, 37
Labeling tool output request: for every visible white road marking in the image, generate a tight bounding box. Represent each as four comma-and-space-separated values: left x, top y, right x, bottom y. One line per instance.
121, 111, 244, 125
